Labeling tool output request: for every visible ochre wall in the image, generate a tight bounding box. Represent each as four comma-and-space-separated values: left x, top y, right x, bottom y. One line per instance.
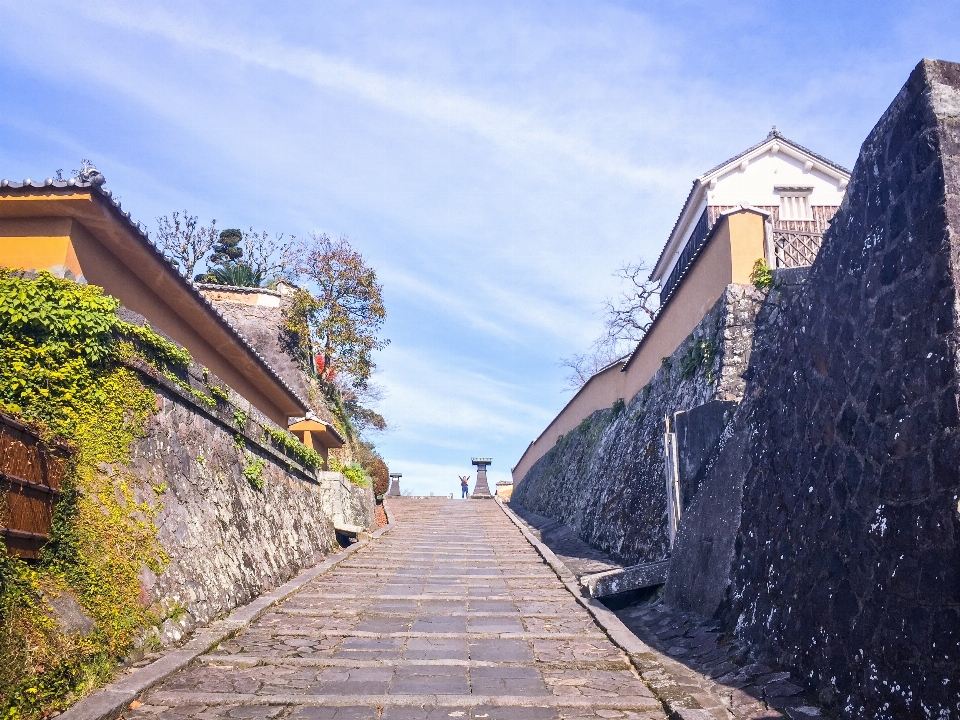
0, 217, 83, 278
512, 210, 767, 483
65, 221, 292, 426
621, 211, 765, 401
511, 361, 626, 478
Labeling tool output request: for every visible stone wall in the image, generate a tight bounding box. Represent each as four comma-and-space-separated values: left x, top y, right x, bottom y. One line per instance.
511, 284, 767, 565
666, 59, 960, 717
124, 359, 374, 646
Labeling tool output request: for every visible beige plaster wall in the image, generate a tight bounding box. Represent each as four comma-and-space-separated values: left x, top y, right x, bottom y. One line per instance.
0, 217, 83, 278
511, 210, 767, 483
621, 211, 765, 400
512, 360, 626, 479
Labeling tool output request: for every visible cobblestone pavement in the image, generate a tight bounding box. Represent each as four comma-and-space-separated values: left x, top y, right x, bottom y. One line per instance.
126, 499, 665, 720
499, 507, 827, 720
617, 603, 824, 720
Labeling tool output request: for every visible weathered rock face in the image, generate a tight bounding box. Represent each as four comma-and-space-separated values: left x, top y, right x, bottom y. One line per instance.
512, 284, 767, 566
205, 295, 308, 400
125, 367, 373, 646
667, 59, 960, 717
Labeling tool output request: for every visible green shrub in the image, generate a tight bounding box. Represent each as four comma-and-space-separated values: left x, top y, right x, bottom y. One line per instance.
679, 338, 717, 381
242, 456, 267, 491
750, 257, 774, 290
263, 427, 324, 470
329, 459, 371, 487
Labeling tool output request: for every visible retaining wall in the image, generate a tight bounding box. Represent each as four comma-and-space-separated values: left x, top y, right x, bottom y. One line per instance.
666, 59, 960, 717
511, 283, 768, 565
124, 358, 373, 646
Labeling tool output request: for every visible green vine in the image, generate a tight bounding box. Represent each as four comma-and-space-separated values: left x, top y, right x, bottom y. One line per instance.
232, 409, 248, 429
208, 384, 230, 404
242, 455, 267, 491
679, 337, 717, 381
0, 270, 172, 718
329, 458, 371, 487
262, 427, 324, 470
161, 370, 215, 409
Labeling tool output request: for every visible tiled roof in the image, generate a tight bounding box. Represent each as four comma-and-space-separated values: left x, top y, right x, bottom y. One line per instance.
700, 127, 850, 180
648, 129, 851, 280
0, 175, 310, 414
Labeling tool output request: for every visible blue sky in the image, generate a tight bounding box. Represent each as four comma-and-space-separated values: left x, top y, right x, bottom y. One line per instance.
3, 2, 959, 496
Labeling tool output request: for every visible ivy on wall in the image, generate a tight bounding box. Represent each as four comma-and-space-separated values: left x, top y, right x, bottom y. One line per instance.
0, 270, 189, 719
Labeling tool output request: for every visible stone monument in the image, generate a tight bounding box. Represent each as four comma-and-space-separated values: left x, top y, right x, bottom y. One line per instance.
470, 458, 493, 498
387, 472, 402, 497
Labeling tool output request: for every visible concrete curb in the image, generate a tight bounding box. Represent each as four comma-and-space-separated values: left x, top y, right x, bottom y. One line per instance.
59, 516, 395, 720
496, 500, 708, 720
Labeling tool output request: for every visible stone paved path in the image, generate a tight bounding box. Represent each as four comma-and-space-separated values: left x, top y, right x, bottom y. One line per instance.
126, 499, 665, 719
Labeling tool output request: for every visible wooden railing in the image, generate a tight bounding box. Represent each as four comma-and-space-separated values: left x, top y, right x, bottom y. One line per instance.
0, 414, 70, 559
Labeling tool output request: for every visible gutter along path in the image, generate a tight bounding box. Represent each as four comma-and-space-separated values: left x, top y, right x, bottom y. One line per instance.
121, 498, 665, 719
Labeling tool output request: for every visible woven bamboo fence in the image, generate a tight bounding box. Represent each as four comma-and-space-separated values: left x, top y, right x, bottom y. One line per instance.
0, 413, 70, 559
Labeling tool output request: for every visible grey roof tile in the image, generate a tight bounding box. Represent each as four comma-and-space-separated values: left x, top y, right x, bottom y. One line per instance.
0, 175, 310, 414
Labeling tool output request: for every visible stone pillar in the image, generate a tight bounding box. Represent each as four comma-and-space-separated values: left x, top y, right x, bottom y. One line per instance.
387, 472, 402, 497
471, 458, 493, 498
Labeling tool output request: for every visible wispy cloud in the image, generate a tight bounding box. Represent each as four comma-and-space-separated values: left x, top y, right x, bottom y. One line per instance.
64, 3, 665, 190
5, 0, 957, 490
378, 345, 554, 441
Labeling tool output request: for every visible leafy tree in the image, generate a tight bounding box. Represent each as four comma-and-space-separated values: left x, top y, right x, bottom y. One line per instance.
293, 233, 388, 389
285, 234, 388, 441
561, 259, 660, 390
155, 211, 219, 278
209, 263, 265, 287
209, 228, 244, 267
195, 228, 294, 288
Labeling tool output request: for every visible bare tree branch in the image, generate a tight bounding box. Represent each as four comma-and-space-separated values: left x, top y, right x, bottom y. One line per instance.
155, 211, 218, 278
560, 259, 660, 391
599, 261, 660, 345
559, 346, 628, 392
242, 229, 297, 283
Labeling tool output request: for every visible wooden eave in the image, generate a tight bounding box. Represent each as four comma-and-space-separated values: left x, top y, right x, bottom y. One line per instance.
288, 419, 345, 449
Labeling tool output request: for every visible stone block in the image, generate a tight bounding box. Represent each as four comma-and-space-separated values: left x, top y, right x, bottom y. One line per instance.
666, 59, 960, 717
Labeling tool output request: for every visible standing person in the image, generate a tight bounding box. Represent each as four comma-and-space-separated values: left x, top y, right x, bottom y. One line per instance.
460, 475, 470, 498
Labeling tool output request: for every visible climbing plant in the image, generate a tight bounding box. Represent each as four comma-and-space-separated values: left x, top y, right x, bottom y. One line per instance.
678, 337, 717, 381
750, 257, 775, 290
0, 270, 189, 719
329, 458, 372, 487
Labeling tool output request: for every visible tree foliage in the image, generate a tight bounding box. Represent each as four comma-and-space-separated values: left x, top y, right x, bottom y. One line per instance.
151, 213, 389, 441
193, 228, 295, 288
293, 233, 388, 389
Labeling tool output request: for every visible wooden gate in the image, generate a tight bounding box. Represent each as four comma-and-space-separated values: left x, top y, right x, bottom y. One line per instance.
0, 413, 70, 559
